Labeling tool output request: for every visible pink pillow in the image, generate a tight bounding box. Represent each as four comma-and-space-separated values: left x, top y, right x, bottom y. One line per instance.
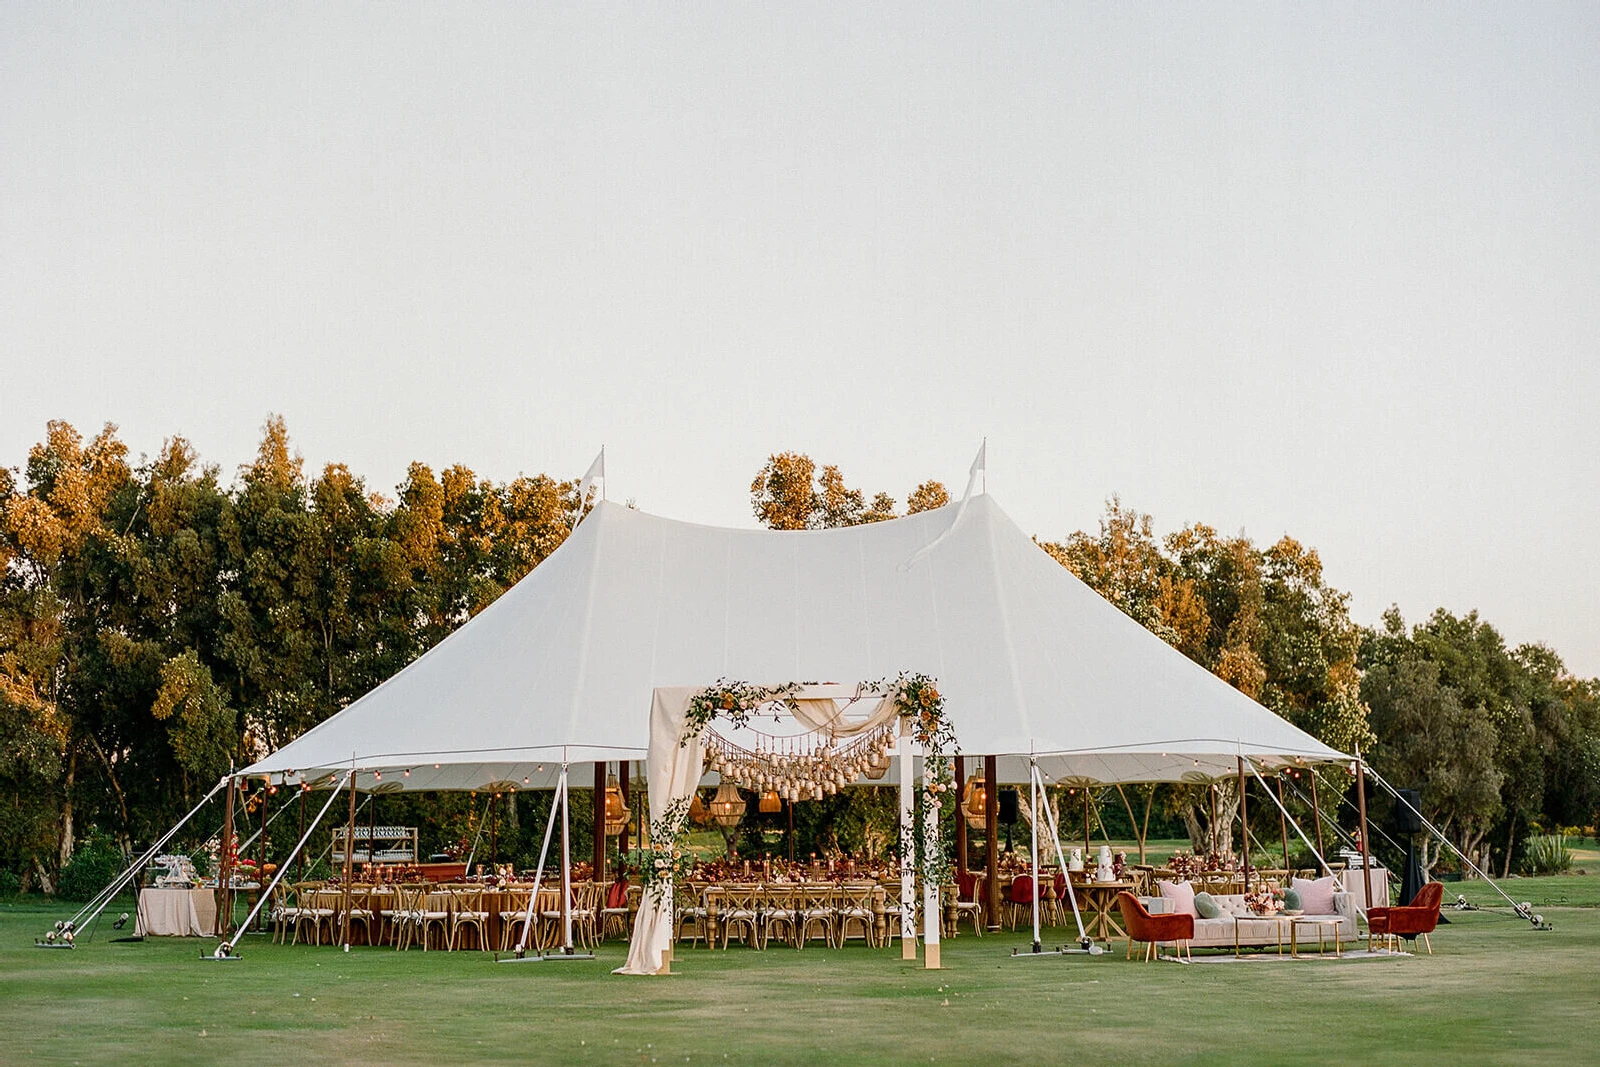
1159, 879, 1198, 917
1293, 875, 1337, 915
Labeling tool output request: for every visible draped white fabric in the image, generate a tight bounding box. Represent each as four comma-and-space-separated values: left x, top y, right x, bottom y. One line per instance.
615, 687, 705, 976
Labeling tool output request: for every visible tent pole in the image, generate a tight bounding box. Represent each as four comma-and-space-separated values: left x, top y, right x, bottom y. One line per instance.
1355, 750, 1372, 912
561, 763, 573, 952
1029, 760, 1041, 954
1246, 763, 1335, 880
954, 756, 968, 876
57, 775, 229, 938
514, 771, 566, 955
1209, 784, 1218, 857
1277, 776, 1291, 873
257, 780, 269, 910
1236, 757, 1250, 890
223, 770, 353, 954
297, 786, 307, 882
593, 761, 606, 884
342, 757, 358, 946
1082, 791, 1090, 855
1309, 771, 1326, 868
984, 755, 999, 932
217, 773, 237, 939
1034, 763, 1090, 946
898, 722, 916, 960
618, 761, 630, 857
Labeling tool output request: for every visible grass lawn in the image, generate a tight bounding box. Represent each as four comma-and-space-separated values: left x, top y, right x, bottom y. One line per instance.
2, 875, 1597, 1067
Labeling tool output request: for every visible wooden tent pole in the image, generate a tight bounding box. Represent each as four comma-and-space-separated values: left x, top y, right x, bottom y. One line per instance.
1236, 757, 1250, 890
217, 775, 237, 938
1276, 776, 1291, 873
618, 761, 631, 856
984, 754, 999, 932
1309, 771, 1327, 872
954, 756, 968, 876
1082, 791, 1090, 855
593, 761, 606, 883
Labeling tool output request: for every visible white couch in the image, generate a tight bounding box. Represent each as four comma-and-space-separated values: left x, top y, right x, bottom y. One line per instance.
1145, 891, 1358, 950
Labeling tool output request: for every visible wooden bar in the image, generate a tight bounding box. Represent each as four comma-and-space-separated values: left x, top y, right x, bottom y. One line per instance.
1277, 776, 1291, 872
984, 754, 999, 932
618, 761, 631, 856
954, 756, 968, 875
1310, 771, 1327, 870
217, 775, 236, 938
593, 760, 607, 883
1237, 757, 1250, 890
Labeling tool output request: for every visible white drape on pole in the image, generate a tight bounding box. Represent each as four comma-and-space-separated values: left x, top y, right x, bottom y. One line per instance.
615, 688, 706, 975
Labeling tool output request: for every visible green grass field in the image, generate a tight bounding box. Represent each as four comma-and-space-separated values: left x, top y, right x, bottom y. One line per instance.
3, 875, 1596, 1067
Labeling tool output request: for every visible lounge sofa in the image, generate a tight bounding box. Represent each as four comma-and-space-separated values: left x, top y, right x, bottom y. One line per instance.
1144, 884, 1358, 951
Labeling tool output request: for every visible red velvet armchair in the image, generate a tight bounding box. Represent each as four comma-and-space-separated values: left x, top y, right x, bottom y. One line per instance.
1366, 881, 1444, 954
1116, 891, 1193, 962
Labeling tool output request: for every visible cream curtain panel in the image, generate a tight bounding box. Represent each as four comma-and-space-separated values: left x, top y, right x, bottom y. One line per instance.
616, 687, 705, 975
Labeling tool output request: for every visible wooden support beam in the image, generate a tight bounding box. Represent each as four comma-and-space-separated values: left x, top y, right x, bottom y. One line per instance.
618, 761, 631, 856
984, 754, 999, 932
954, 756, 968, 875
593, 761, 606, 883
217, 775, 237, 939
1237, 757, 1250, 890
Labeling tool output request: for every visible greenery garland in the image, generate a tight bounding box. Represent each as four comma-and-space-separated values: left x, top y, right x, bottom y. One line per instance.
680, 680, 803, 746
667, 673, 959, 901
626, 796, 694, 903
891, 672, 955, 892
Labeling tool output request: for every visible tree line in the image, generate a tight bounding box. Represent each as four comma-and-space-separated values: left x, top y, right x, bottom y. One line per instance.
2, 429, 1596, 890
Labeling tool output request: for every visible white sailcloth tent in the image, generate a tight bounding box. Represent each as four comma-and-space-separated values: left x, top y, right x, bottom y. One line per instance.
242, 493, 1346, 790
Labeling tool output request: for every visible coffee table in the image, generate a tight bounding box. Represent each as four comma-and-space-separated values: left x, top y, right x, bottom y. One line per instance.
1233, 914, 1293, 957
1290, 916, 1343, 957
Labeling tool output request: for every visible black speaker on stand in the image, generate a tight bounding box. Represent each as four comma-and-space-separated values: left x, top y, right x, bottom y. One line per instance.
1394, 788, 1434, 915
998, 789, 1019, 852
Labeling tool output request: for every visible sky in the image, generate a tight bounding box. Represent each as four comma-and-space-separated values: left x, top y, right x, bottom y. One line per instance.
3, 3, 1597, 677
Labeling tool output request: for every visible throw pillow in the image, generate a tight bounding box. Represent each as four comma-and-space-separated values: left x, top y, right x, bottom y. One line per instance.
1292, 875, 1337, 915
1282, 886, 1302, 911
1159, 879, 1198, 917
1193, 891, 1222, 919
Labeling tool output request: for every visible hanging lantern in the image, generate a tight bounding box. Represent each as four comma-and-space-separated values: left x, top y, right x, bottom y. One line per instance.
688, 790, 707, 824
604, 770, 630, 836
759, 789, 781, 814
962, 765, 989, 830
709, 783, 747, 828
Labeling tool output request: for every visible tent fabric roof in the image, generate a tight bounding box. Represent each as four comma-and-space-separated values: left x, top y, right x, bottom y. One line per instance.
243, 495, 1348, 790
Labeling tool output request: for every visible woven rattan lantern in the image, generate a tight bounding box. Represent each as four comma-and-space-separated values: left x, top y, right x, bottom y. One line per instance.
962, 765, 989, 830
758, 789, 781, 814
709, 783, 747, 828
603, 770, 630, 836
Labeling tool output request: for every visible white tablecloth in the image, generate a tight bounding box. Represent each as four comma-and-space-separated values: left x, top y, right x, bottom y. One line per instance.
1342, 866, 1390, 913
136, 887, 217, 936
